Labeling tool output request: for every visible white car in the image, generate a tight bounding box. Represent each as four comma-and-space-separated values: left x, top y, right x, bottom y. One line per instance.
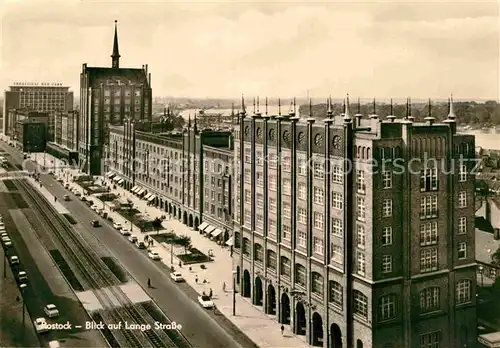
74, 191, 81, 197
44, 304, 59, 318
128, 235, 138, 243
91, 205, 99, 212
113, 222, 122, 230
148, 251, 161, 260
64, 183, 69, 189
198, 295, 214, 308
0, 222, 5, 229
33, 317, 49, 333
2, 237, 12, 247
120, 228, 131, 236
1, 232, 8, 238
18, 271, 28, 282
10, 256, 19, 265
170, 272, 184, 282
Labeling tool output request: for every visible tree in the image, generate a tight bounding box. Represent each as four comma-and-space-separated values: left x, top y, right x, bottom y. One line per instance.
492, 248, 500, 266
175, 235, 192, 254
152, 217, 163, 235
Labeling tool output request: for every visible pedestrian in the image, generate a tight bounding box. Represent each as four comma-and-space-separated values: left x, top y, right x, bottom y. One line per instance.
209, 288, 213, 298
195, 276, 198, 284
222, 282, 226, 292
281, 325, 284, 336
147, 278, 151, 288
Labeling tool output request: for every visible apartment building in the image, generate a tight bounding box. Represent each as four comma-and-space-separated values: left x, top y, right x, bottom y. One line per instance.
106, 119, 233, 240
79, 21, 152, 175
232, 98, 476, 348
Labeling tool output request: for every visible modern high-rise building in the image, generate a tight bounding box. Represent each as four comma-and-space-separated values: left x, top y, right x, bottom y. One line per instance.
3, 82, 73, 135
79, 21, 152, 175
232, 97, 477, 348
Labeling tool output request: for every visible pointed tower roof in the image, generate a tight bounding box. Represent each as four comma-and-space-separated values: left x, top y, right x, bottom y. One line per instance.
326, 95, 333, 117
448, 94, 456, 119
111, 20, 121, 69
369, 98, 378, 119
387, 98, 396, 122
407, 97, 415, 121
354, 97, 363, 118
343, 94, 352, 121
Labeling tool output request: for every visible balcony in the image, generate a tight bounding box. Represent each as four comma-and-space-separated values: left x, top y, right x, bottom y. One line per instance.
419, 210, 439, 220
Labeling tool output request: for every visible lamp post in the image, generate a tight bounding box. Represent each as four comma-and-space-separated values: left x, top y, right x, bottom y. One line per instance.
232, 270, 237, 316
479, 265, 484, 287
19, 283, 27, 330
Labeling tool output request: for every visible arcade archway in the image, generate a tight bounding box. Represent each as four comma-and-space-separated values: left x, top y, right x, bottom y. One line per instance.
254, 277, 263, 306
280, 293, 290, 325
266, 284, 276, 315
312, 312, 323, 346
295, 302, 306, 335
242, 270, 251, 297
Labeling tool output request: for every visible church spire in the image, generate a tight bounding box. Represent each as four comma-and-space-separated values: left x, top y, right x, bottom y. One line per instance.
111, 20, 121, 69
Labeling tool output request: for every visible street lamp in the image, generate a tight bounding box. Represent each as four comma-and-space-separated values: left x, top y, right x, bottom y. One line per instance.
19, 283, 27, 330
232, 270, 237, 316
479, 265, 484, 287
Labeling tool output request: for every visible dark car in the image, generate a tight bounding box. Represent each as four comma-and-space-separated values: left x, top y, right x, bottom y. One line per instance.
91, 220, 100, 227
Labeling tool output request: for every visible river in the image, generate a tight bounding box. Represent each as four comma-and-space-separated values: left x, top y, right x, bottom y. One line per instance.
461, 131, 500, 150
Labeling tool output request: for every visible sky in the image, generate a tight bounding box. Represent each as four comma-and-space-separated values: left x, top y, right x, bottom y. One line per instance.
0, 0, 499, 100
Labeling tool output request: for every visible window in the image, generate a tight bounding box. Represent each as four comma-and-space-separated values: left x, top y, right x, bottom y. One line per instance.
280, 257, 291, 276
244, 148, 251, 163
244, 190, 251, 203
268, 153, 277, 168
382, 227, 393, 245
382, 255, 392, 273
298, 158, 306, 176
244, 209, 251, 225
382, 199, 393, 217
314, 212, 324, 229
353, 291, 368, 318
282, 225, 291, 239
332, 192, 343, 210
356, 225, 365, 249
332, 165, 343, 183
458, 191, 467, 208
459, 164, 467, 182
420, 168, 438, 191
254, 244, 263, 262
332, 218, 343, 237
331, 245, 343, 265
356, 252, 365, 276
269, 219, 276, 230
244, 168, 251, 183
297, 208, 307, 224
458, 242, 467, 259
456, 279, 471, 304
256, 151, 263, 166
458, 217, 467, 235
329, 281, 343, 308
379, 294, 397, 321
269, 198, 276, 213
382, 171, 392, 189
267, 250, 277, 269
256, 194, 263, 209
420, 248, 438, 272
242, 238, 251, 256
295, 264, 306, 286
311, 272, 323, 295
420, 287, 440, 313
269, 175, 277, 191
298, 230, 307, 247
420, 331, 440, 348
256, 214, 263, 229
420, 196, 438, 218
357, 197, 366, 221
283, 202, 291, 218
313, 161, 324, 179
356, 170, 365, 193
283, 179, 291, 195
283, 156, 291, 171
298, 182, 306, 200
313, 237, 324, 255
313, 187, 324, 204
420, 222, 438, 246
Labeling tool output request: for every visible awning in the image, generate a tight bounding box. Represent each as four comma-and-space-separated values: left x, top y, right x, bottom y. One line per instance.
113, 176, 121, 183
106, 172, 116, 178
225, 237, 233, 246
148, 195, 156, 202
131, 186, 139, 193
137, 189, 145, 196
144, 192, 153, 200
117, 178, 124, 184
198, 222, 209, 231
204, 225, 216, 234
133, 186, 141, 194
211, 228, 223, 237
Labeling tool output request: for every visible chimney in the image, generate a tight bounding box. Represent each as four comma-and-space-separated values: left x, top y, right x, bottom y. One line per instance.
494, 228, 500, 240
145, 64, 148, 75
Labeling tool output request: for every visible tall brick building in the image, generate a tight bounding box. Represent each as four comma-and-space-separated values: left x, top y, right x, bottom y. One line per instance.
79, 21, 152, 175
232, 97, 476, 347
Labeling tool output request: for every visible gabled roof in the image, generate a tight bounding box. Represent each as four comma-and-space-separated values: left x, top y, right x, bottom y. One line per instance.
84, 67, 148, 87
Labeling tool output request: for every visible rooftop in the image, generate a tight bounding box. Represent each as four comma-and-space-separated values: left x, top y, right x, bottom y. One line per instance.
476, 228, 499, 264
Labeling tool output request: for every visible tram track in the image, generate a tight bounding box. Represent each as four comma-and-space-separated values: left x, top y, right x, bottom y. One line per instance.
14, 178, 180, 348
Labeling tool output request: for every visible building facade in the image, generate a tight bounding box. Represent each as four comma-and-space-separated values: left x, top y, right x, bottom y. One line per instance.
9, 109, 49, 145
3, 82, 73, 135
16, 120, 46, 152
232, 98, 477, 348
79, 21, 152, 175
106, 120, 233, 239
54, 110, 79, 151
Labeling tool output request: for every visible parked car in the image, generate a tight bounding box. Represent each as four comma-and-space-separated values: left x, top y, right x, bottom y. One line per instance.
136, 241, 146, 249
2, 237, 12, 247
170, 272, 184, 282
148, 251, 161, 260
80, 196, 87, 201
18, 271, 28, 282
74, 192, 81, 197
57, 178, 64, 183
63, 195, 70, 201
44, 304, 59, 318
91, 220, 100, 227
120, 228, 131, 236
64, 183, 69, 189
128, 235, 138, 243
33, 318, 49, 333
1, 232, 8, 238
9, 256, 19, 265
112, 222, 122, 230
197, 295, 214, 308
91, 205, 99, 212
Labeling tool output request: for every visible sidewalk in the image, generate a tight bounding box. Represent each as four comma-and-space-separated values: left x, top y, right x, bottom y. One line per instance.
31, 152, 309, 348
